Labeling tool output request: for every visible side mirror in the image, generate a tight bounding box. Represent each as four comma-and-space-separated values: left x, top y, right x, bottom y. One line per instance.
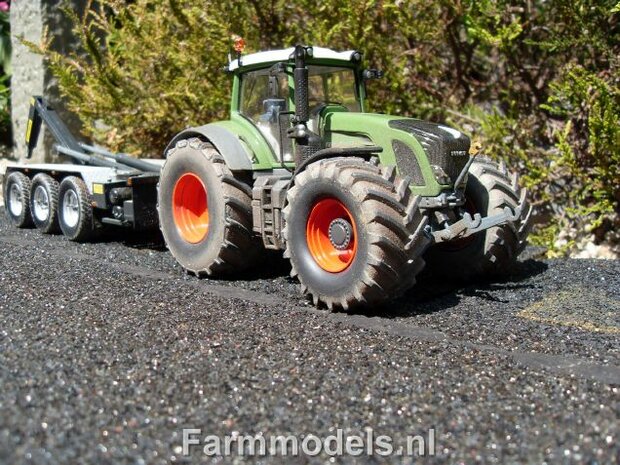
362, 69, 384, 80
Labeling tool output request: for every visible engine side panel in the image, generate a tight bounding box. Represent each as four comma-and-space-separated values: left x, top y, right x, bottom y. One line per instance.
320, 112, 447, 197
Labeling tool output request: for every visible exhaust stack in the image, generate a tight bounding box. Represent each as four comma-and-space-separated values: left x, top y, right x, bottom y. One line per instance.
290, 45, 323, 165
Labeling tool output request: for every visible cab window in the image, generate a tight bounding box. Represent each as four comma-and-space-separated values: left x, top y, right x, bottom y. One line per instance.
239, 68, 291, 160
307, 66, 360, 112
240, 70, 289, 118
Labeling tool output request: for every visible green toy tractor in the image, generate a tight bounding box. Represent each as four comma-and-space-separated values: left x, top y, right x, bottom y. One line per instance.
157, 45, 532, 309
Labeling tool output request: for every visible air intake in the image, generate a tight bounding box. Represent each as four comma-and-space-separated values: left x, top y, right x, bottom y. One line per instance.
392, 140, 424, 185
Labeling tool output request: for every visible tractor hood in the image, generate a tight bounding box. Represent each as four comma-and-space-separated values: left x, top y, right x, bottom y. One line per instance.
321, 111, 472, 196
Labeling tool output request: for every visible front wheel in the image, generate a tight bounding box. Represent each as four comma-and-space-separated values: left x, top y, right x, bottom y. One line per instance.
283, 157, 431, 310
58, 176, 95, 242
424, 157, 533, 280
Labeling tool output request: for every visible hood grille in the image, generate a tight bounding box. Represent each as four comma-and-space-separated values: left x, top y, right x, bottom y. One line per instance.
389, 119, 471, 184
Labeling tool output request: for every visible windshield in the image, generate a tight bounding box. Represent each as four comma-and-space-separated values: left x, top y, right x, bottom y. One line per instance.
307, 65, 360, 112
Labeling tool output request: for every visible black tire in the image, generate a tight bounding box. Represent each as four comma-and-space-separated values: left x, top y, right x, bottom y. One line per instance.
58, 176, 95, 242
157, 137, 260, 276
283, 157, 431, 310
4, 171, 34, 228
424, 157, 533, 280
29, 173, 60, 234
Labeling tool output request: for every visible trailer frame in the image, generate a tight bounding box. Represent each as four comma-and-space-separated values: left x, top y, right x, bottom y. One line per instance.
3, 97, 162, 235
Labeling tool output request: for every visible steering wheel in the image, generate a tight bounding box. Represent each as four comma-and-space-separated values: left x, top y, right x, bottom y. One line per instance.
309, 101, 345, 118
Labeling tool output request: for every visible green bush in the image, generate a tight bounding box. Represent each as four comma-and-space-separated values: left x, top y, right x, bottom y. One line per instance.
543, 66, 619, 252
0, 6, 11, 145
28, 0, 619, 254
30, 0, 236, 154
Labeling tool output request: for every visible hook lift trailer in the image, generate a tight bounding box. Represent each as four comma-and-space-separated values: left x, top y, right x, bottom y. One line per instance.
2, 97, 162, 241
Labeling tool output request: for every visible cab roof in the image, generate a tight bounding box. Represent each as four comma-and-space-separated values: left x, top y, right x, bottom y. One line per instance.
227, 46, 359, 72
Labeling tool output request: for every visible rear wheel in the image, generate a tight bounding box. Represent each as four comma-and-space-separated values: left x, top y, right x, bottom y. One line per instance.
424, 157, 533, 280
58, 176, 95, 242
283, 157, 431, 310
4, 171, 34, 228
30, 173, 60, 234
157, 138, 260, 276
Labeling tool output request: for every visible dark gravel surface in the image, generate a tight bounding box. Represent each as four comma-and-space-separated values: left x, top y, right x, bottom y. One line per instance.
0, 212, 618, 464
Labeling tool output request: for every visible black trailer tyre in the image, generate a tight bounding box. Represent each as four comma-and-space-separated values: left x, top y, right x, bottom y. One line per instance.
157, 138, 260, 276
58, 176, 94, 242
29, 173, 60, 234
283, 157, 431, 310
424, 157, 533, 280
4, 171, 34, 228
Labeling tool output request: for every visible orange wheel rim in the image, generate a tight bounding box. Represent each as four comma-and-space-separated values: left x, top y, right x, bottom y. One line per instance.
172, 173, 209, 243
306, 197, 357, 273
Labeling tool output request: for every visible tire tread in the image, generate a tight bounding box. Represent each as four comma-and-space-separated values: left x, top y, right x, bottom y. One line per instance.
158, 137, 260, 276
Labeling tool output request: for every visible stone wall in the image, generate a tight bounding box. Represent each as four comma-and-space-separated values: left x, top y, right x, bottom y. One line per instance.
10, 0, 87, 162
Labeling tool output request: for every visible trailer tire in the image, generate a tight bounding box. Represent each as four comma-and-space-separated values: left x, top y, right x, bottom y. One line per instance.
30, 173, 60, 234
283, 157, 431, 310
4, 171, 34, 228
424, 157, 533, 281
157, 138, 260, 276
58, 176, 95, 242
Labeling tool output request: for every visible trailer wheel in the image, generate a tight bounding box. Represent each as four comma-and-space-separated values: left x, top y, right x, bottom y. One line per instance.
424, 157, 533, 280
4, 171, 34, 228
283, 157, 431, 310
157, 138, 260, 276
58, 176, 94, 242
29, 173, 60, 234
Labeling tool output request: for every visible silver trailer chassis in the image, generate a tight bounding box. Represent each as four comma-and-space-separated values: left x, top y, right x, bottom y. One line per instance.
3, 97, 163, 231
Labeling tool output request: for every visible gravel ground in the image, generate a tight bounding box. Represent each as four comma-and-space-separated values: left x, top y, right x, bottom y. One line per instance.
0, 212, 618, 464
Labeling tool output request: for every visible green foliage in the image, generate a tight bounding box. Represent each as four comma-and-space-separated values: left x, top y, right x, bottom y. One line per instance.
543, 66, 620, 243
0, 9, 11, 141
29, 0, 620, 254
0, 10, 10, 74
27, 0, 236, 154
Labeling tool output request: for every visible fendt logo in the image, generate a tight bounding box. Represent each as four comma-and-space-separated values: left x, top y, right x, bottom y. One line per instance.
450, 150, 468, 157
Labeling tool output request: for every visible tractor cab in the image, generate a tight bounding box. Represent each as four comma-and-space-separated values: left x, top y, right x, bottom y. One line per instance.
228, 46, 368, 163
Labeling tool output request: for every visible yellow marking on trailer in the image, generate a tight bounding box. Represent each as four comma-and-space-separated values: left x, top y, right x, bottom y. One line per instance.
25, 119, 33, 143
92, 183, 104, 195
30, 97, 35, 106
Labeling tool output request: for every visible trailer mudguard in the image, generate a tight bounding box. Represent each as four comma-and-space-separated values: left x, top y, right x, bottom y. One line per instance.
163, 124, 253, 170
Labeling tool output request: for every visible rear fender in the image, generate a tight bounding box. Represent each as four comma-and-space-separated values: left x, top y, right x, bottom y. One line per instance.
163, 124, 252, 171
